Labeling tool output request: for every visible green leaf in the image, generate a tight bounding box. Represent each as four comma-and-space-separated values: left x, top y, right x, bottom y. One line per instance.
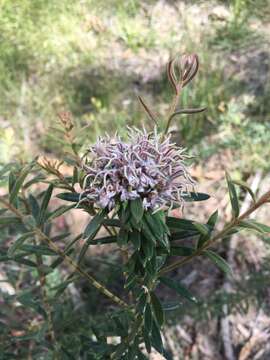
207, 210, 219, 229
117, 227, 129, 247
83, 210, 106, 239
169, 230, 199, 241
56, 192, 80, 202
136, 292, 148, 314
129, 230, 141, 250
232, 179, 256, 202
92, 235, 117, 245
13, 257, 37, 267
162, 301, 181, 311
203, 250, 232, 275
9, 162, 36, 204
78, 209, 107, 263
197, 210, 218, 248
0, 163, 14, 179
8, 232, 34, 257
19, 244, 57, 256
8, 170, 16, 193
193, 223, 209, 237
37, 184, 54, 225
130, 198, 144, 224
142, 327, 152, 354
141, 220, 157, 245
170, 246, 194, 256
103, 218, 121, 227
226, 172, 239, 218
142, 236, 154, 260
28, 194, 40, 221
150, 292, 164, 327
0, 216, 21, 226
166, 217, 198, 231
144, 303, 153, 334
47, 204, 76, 220
24, 175, 46, 188
151, 319, 164, 355
124, 273, 137, 291
160, 277, 198, 303
238, 220, 270, 233
182, 192, 210, 202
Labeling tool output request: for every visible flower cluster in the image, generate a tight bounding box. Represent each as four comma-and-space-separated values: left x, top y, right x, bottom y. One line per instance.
80, 128, 195, 210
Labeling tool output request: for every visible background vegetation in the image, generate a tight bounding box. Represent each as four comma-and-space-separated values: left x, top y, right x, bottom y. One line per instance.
0, 0, 270, 359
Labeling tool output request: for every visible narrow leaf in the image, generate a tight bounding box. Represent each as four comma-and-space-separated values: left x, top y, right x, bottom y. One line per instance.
47, 204, 75, 220
170, 246, 194, 256
226, 172, 239, 218
203, 250, 232, 275
160, 277, 198, 303
182, 192, 210, 202
144, 303, 153, 334
8, 232, 34, 256
238, 220, 270, 234
78, 209, 107, 264
37, 184, 53, 225
56, 192, 80, 202
130, 198, 144, 224
150, 292, 164, 327
9, 163, 35, 204
232, 179, 256, 203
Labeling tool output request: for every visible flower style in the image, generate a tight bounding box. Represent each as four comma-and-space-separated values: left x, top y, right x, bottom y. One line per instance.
80, 128, 195, 211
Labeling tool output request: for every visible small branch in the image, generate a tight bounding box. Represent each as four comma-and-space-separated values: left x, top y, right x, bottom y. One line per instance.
160, 188, 270, 275
0, 197, 128, 309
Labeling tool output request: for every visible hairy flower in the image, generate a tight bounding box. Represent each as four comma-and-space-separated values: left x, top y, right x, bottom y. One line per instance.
80, 128, 195, 211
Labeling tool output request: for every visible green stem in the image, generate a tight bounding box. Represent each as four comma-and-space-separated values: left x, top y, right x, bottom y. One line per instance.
163, 85, 182, 137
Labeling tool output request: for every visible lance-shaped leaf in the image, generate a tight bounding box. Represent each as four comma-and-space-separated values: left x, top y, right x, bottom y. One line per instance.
238, 220, 270, 234
37, 184, 53, 225
130, 197, 144, 224
47, 204, 76, 220
197, 210, 218, 248
182, 192, 210, 202
226, 172, 239, 218
78, 209, 107, 263
232, 179, 256, 203
160, 277, 198, 303
9, 162, 36, 204
138, 95, 158, 124
0, 217, 21, 226
203, 250, 232, 275
56, 192, 80, 202
168, 107, 206, 123
150, 292, 164, 327
170, 246, 194, 256
8, 232, 34, 257
167, 217, 198, 232
151, 319, 164, 355
144, 303, 153, 334
91, 235, 117, 245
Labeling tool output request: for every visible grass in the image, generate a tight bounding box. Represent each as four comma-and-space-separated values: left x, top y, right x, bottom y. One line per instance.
0, 0, 269, 172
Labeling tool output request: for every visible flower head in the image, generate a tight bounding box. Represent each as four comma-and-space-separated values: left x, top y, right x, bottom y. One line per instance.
80, 128, 195, 211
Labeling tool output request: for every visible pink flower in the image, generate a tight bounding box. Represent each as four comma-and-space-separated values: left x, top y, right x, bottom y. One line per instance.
80, 128, 195, 210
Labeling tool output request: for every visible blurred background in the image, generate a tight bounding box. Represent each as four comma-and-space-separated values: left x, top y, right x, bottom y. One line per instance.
1, 0, 270, 359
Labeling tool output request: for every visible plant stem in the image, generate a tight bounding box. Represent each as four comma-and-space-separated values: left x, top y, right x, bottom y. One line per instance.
34, 235, 57, 345
0, 197, 128, 309
160, 189, 270, 275
163, 85, 182, 137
